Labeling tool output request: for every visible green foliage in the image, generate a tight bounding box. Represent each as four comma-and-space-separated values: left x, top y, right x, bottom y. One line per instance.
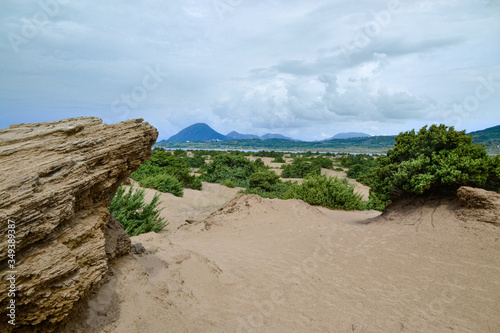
254, 150, 284, 158
281, 158, 321, 178
109, 186, 167, 236
185, 151, 206, 168
272, 156, 286, 163
200, 153, 256, 187
486, 154, 500, 191
370, 124, 497, 207
173, 149, 187, 157
254, 158, 266, 169
139, 174, 184, 197
311, 156, 334, 169
156, 136, 396, 154
221, 179, 236, 188
288, 175, 364, 210
340, 154, 378, 186
245, 173, 364, 211
249, 171, 281, 192
131, 150, 202, 191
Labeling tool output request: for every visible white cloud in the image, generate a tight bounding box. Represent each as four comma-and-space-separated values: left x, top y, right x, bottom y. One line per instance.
0, 0, 499, 140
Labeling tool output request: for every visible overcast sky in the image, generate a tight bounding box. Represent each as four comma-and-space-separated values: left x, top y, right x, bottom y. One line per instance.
1, 0, 499, 141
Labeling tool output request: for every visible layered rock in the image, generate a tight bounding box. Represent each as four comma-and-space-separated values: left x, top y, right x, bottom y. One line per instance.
457, 186, 500, 226
0, 117, 158, 331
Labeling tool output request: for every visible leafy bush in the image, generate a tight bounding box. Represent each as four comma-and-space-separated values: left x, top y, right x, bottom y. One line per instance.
272, 156, 286, 163
311, 156, 334, 169
131, 150, 202, 190
254, 158, 266, 169
248, 171, 281, 192
370, 124, 497, 207
139, 174, 184, 197
221, 179, 236, 188
281, 158, 321, 178
245, 173, 364, 211
185, 154, 206, 168
220, 179, 236, 188
109, 186, 167, 236
254, 150, 284, 158
201, 154, 256, 187
288, 175, 364, 210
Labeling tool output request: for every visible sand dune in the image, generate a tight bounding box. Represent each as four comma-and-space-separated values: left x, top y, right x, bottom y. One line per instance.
68, 184, 500, 332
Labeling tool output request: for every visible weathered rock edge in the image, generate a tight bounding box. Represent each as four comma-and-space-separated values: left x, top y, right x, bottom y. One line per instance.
0, 117, 158, 331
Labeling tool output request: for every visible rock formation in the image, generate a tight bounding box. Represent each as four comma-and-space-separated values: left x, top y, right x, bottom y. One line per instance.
457, 186, 500, 226
0, 117, 158, 331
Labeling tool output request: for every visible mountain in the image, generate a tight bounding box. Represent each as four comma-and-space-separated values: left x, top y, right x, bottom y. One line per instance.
469, 125, 500, 155
469, 125, 500, 140
227, 131, 297, 141
261, 133, 295, 141
166, 123, 227, 142
226, 131, 260, 140
327, 132, 372, 140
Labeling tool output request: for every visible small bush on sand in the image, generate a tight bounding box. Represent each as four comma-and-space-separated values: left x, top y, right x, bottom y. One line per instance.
221, 179, 236, 188
139, 174, 184, 197
109, 186, 167, 236
288, 175, 364, 211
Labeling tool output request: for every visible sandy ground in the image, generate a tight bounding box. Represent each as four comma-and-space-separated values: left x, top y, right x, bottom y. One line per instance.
65, 181, 500, 333
125, 181, 241, 230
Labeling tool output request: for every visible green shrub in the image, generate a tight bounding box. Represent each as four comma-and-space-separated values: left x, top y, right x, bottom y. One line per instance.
109, 186, 167, 236
248, 171, 281, 192
288, 175, 364, 210
131, 150, 202, 190
311, 156, 334, 169
254, 150, 284, 159
281, 158, 321, 178
254, 158, 266, 169
186, 155, 206, 168
139, 174, 184, 197
272, 156, 286, 163
221, 179, 236, 188
370, 124, 497, 207
245, 173, 364, 211
201, 154, 256, 187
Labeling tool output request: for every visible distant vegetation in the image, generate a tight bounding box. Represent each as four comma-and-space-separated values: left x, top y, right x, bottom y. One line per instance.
245, 171, 364, 211
157, 124, 500, 155
110, 186, 167, 236
130, 149, 202, 196
157, 136, 395, 154
121, 124, 500, 219
470, 125, 500, 155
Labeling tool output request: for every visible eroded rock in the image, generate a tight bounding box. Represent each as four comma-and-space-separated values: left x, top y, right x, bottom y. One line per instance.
457, 186, 500, 226
0, 117, 158, 331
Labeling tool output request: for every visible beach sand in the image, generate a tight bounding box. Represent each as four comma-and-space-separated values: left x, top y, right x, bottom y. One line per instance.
67, 182, 500, 332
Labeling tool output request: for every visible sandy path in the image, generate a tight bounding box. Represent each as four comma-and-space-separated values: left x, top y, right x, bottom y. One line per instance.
72, 187, 500, 333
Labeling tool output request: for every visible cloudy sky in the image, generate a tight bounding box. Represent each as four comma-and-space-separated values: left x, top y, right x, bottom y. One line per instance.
1, 0, 499, 141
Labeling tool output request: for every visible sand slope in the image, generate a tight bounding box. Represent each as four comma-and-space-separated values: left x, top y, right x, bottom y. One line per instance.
68, 186, 500, 332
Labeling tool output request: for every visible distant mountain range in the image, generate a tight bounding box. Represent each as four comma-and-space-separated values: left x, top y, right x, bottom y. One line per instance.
163, 123, 298, 142
162, 123, 371, 143
157, 123, 500, 155
326, 132, 371, 140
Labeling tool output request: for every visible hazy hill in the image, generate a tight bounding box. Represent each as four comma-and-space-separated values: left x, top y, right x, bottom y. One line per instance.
166, 123, 227, 142
226, 131, 260, 140
261, 133, 295, 141
328, 132, 371, 139
469, 125, 500, 154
